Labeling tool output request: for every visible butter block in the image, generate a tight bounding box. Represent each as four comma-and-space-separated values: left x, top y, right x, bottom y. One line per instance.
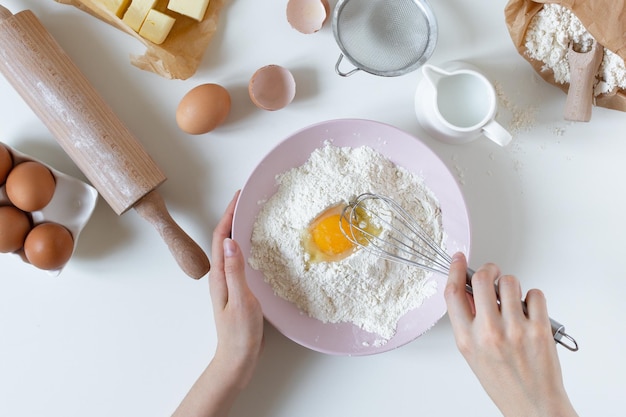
167, 0, 210, 21
139, 9, 176, 44
100, 0, 131, 18
123, 0, 158, 31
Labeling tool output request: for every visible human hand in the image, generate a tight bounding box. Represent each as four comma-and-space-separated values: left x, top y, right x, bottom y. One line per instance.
209, 191, 264, 389
172, 191, 264, 417
444, 253, 578, 417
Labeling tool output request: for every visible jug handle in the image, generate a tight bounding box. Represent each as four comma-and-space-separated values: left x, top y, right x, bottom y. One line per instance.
482, 120, 513, 146
335, 54, 360, 77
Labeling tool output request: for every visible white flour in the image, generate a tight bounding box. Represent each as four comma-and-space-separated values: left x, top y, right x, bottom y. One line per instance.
248, 144, 444, 342
525, 4, 626, 96
494, 81, 537, 134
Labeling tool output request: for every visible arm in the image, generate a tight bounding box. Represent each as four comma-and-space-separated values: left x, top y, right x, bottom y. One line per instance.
444, 252, 578, 417
172, 191, 264, 417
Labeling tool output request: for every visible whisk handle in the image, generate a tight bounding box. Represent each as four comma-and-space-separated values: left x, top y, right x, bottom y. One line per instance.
464, 268, 578, 351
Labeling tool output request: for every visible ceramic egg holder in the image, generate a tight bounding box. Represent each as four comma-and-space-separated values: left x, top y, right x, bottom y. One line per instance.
0, 143, 98, 275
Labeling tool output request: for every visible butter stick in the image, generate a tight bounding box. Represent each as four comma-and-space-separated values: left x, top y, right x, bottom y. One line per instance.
123, 0, 157, 31
100, 0, 131, 18
139, 9, 176, 44
167, 0, 210, 21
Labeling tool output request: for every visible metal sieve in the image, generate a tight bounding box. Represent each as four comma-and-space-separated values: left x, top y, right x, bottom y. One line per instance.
332, 0, 438, 77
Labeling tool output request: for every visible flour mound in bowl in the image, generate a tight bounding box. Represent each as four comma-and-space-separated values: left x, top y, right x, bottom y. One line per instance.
248, 144, 444, 341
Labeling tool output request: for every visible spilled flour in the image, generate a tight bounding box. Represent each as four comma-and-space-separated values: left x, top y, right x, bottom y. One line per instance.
248, 144, 444, 342
525, 3, 626, 95
495, 80, 537, 134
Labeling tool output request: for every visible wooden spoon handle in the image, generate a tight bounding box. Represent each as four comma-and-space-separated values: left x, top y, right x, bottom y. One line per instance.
564, 41, 604, 122
134, 190, 210, 279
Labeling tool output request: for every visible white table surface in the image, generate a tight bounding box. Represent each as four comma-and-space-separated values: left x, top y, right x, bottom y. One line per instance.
1, 0, 624, 416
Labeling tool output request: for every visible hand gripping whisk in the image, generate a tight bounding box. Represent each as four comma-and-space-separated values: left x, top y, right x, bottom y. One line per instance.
340, 193, 578, 352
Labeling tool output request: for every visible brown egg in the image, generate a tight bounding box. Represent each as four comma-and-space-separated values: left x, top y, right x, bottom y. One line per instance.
0, 205, 31, 253
5, 161, 56, 212
24, 222, 74, 270
0, 143, 13, 185
176, 83, 231, 134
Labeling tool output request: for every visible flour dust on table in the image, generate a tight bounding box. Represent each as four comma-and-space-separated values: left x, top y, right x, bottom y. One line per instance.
249, 144, 444, 343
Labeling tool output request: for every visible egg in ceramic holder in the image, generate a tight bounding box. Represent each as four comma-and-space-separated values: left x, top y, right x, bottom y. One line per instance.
0, 142, 98, 275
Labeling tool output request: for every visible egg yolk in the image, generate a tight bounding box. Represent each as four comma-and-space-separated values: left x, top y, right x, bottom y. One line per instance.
312, 213, 353, 256
303, 203, 380, 264
303, 204, 355, 263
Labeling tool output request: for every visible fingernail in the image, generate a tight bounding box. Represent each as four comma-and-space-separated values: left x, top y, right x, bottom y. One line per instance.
451, 252, 465, 263
223, 238, 237, 257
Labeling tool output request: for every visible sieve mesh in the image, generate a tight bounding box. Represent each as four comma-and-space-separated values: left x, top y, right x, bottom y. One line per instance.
334, 0, 437, 76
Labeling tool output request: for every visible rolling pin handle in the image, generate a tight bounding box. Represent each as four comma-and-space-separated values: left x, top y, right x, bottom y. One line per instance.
134, 190, 210, 279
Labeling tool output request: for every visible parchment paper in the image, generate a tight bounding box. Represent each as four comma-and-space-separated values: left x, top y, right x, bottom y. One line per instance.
504, 0, 626, 111
55, 0, 227, 80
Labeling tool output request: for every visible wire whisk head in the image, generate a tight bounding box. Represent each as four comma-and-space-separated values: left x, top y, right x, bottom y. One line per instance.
340, 193, 451, 275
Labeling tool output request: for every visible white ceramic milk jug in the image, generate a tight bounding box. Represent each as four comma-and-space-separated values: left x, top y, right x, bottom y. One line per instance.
415, 62, 512, 146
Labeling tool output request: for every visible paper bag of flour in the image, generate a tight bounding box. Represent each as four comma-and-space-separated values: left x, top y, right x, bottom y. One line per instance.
55, 0, 226, 80
504, 0, 626, 112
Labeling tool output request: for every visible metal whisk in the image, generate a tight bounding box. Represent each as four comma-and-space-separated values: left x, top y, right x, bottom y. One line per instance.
340, 193, 578, 352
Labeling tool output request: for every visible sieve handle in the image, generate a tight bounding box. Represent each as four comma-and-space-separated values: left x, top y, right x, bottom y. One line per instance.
464, 268, 578, 351
335, 54, 360, 77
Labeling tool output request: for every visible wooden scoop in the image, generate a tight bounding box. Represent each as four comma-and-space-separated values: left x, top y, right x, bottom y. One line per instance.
0, 5, 210, 279
564, 40, 604, 122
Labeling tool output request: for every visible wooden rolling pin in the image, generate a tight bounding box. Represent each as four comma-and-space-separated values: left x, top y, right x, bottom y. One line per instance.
0, 5, 210, 279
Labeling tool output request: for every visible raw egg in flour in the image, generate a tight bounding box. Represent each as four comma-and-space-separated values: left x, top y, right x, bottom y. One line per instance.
302, 204, 380, 264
